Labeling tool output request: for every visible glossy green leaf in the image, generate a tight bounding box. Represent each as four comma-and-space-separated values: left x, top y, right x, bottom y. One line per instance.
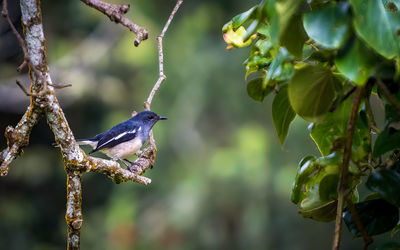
291, 156, 317, 204
267, 0, 303, 45
244, 55, 270, 78
254, 39, 273, 57
288, 65, 336, 122
309, 96, 369, 156
343, 199, 399, 237
335, 38, 376, 86
309, 98, 350, 155
350, 0, 400, 59
247, 78, 273, 102
265, 48, 292, 84
319, 174, 339, 201
299, 200, 337, 222
232, 6, 257, 29
366, 169, 400, 207
303, 2, 351, 49
272, 85, 296, 146
281, 15, 308, 58
373, 126, 400, 157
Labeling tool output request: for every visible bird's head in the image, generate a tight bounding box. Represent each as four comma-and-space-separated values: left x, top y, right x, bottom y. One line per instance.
134, 110, 167, 126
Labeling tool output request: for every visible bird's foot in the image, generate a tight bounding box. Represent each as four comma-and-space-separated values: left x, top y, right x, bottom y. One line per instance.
124, 159, 144, 173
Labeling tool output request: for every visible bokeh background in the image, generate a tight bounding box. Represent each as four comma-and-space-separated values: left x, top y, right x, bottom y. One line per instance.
0, 0, 396, 249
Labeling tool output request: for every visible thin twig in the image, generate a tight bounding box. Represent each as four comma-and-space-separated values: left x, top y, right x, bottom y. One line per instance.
48, 83, 72, 89
144, 0, 183, 110
15, 80, 35, 97
80, 0, 148, 46
365, 94, 378, 164
1, 0, 29, 71
330, 86, 357, 112
345, 197, 373, 250
332, 87, 364, 250
376, 78, 400, 114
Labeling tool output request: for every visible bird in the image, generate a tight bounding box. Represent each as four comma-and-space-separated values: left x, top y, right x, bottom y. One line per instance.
77, 110, 167, 172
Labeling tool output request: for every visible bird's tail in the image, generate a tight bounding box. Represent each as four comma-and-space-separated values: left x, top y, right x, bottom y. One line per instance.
76, 139, 98, 149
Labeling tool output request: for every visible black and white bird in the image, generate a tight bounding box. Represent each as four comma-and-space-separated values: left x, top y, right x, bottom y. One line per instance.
77, 110, 167, 171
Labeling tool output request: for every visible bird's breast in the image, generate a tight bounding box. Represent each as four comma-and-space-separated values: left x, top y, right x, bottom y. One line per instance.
100, 137, 143, 159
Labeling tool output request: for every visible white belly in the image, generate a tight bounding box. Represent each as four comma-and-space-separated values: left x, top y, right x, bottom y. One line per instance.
100, 137, 143, 160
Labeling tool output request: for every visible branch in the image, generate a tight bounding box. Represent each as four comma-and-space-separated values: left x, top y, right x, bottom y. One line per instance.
332, 87, 364, 250
0, 105, 42, 175
80, 0, 148, 46
66, 172, 83, 250
376, 78, 400, 115
4, 0, 181, 248
345, 197, 373, 250
131, 0, 183, 173
1, 0, 29, 71
144, 0, 183, 109
88, 156, 151, 185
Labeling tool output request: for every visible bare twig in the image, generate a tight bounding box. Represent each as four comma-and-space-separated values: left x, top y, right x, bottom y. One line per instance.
365, 94, 378, 164
80, 0, 148, 46
133, 0, 183, 171
376, 79, 400, 114
144, 0, 183, 110
1, 0, 29, 71
333, 87, 364, 250
345, 197, 373, 250
48, 83, 73, 89
330, 86, 357, 112
15, 80, 34, 97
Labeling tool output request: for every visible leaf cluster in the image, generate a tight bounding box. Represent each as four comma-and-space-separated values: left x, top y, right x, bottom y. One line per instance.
223, 0, 400, 247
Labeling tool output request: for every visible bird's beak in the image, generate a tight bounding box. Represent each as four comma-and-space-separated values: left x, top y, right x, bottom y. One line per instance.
158, 116, 168, 120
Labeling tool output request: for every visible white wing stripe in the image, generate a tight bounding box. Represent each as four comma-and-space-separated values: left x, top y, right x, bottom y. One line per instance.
98, 129, 136, 148
114, 131, 127, 140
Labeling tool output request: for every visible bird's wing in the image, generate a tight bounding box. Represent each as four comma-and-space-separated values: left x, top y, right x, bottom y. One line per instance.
91, 122, 138, 153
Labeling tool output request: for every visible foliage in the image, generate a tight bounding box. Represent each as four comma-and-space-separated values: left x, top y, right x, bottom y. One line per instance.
223, 0, 400, 248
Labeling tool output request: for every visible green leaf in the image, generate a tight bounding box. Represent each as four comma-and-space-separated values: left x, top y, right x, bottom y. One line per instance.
244, 55, 270, 79
319, 174, 339, 201
335, 38, 376, 86
291, 156, 318, 204
246, 78, 273, 102
366, 169, 400, 207
303, 2, 351, 49
373, 126, 400, 157
343, 199, 399, 237
309, 97, 351, 155
299, 200, 337, 222
288, 65, 336, 122
272, 85, 296, 146
281, 14, 308, 58
232, 6, 257, 30
267, 0, 303, 45
350, 0, 400, 59
265, 48, 292, 84
309, 96, 369, 156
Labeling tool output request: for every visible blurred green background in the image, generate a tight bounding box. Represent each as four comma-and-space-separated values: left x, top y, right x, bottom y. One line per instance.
0, 0, 394, 249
